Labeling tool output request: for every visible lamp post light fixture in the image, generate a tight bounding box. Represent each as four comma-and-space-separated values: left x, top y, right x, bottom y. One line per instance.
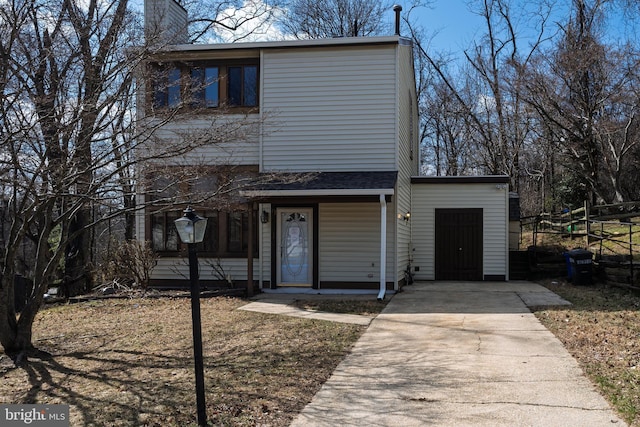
174, 206, 208, 427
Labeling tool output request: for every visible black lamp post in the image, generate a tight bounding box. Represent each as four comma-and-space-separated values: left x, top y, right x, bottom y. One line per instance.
174, 206, 208, 427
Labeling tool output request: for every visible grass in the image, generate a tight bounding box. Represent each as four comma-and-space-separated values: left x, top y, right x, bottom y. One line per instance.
0, 296, 384, 426
521, 219, 640, 260
291, 298, 387, 316
585, 220, 640, 260
4, 285, 640, 426
533, 279, 640, 426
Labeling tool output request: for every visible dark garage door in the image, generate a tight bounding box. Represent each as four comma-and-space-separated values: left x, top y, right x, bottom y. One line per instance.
435, 208, 483, 280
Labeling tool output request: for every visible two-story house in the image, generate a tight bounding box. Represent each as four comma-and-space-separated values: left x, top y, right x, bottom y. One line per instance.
138, 0, 511, 298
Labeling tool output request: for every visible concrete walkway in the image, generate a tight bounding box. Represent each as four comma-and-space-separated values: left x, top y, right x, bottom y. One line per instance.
281, 282, 626, 427
239, 294, 375, 326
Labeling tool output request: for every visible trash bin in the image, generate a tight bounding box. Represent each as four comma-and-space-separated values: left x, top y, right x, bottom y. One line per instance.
563, 252, 572, 281
567, 249, 593, 285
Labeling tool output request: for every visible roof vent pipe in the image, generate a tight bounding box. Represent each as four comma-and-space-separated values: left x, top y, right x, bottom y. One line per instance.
393, 4, 402, 36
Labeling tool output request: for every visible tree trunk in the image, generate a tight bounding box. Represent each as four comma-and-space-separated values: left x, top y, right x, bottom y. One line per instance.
64, 208, 94, 297
0, 273, 43, 361
123, 189, 136, 241
0, 275, 18, 355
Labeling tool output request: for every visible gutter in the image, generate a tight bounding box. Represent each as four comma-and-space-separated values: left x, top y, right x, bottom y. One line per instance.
240, 188, 394, 198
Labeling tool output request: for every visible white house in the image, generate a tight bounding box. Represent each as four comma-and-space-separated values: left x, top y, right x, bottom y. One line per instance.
138, 0, 510, 297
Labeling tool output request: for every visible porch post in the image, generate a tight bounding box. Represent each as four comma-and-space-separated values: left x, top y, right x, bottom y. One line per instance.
378, 194, 387, 301
247, 202, 254, 297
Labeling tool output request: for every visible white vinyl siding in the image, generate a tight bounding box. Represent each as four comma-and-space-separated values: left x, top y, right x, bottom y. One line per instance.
261, 46, 397, 172
259, 203, 272, 285
139, 37, 421, 291
151, 257, 255, 282
145, 0, 188, 44
397, 44, 419, 177
135, 193, 146, 241
396, 44, 418, 280
318, 203, 395, 285
411, 182, 508, 280
144, 116, 260, 165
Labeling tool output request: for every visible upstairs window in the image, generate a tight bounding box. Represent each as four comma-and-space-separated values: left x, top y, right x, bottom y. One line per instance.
150, 61, 258, 111
228, 65, 258, 107
167, 68, 181, 107
191, 67, 219, 108
153, 67, 182, 108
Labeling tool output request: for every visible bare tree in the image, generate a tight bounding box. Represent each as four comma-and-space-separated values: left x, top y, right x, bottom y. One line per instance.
278, 0, 392, 39
421, 77, 475, 175
183, 0, 288, 42
411, 0, 553, 193
408, 0, 640, 211
522, 0, 640, 204
0, 0, 264, 361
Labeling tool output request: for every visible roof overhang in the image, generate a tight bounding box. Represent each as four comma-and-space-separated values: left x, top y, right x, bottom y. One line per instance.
166, 35, 406, 53
411, 175, 510, 184
150, 36, 413, 61
241, 171, 397, 199
245, 188, 394, 197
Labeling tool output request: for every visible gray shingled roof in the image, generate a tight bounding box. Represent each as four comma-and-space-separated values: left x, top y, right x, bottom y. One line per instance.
254, 171, 398, 191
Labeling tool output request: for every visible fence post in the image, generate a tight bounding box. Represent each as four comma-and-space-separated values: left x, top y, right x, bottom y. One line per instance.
630, 223, 634, 286
584, 200, 590, 248
569, 208, 573, 239
600, 221, 604, 259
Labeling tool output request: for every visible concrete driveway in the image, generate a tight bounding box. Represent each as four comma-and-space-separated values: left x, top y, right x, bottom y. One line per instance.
289, 281, 626, 427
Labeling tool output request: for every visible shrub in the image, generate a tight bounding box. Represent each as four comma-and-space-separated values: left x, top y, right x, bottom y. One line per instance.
100, 240, 158, 290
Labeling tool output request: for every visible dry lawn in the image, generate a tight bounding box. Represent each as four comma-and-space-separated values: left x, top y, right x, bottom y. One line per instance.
4, 284, 638, 426
0, 296, 372, 426
533, 280, 640, 426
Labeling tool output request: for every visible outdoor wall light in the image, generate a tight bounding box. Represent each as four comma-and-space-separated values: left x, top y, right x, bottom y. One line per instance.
398, 211, 411, 222
260, 210, 270, 224
174, 206, 208, 426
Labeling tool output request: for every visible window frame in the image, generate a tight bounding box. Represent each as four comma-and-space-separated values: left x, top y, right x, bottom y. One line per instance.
148, 209, 258, 258
152, 66, 182, 109
191, 66, 220, 108
148, 60, 259, 112
144, 167, 260, 259
151, 211, 180, 252
227, 65, 258, 107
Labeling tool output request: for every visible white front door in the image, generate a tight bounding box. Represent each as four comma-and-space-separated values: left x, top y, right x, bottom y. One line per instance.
276, 208, 313, 286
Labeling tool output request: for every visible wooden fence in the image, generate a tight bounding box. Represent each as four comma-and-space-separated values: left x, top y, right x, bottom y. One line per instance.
521, 201, 640, 288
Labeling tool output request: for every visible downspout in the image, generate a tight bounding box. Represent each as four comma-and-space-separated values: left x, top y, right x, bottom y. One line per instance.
378, 194, 387, 301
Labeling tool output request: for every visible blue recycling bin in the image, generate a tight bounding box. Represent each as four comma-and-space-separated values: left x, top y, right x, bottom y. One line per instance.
563, 252, 572, 281
567, 249, 593, 285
